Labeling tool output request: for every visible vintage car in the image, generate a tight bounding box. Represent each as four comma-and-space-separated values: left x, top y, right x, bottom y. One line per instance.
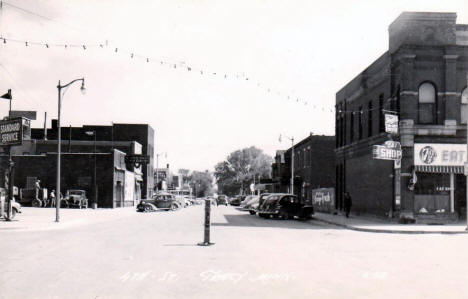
257, 193, 314, 220
216, 195, 229, 206
62, 190, 88, 209
137, 193, 180, 212
0, 188, 22, 220
229, 195, 245, 206
242, 195, 261, 215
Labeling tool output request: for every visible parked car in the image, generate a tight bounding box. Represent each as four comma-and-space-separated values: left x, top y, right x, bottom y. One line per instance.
242, 195, 260, 215
19, 188, 48, 207
257, 193, 314, 220
216, 195, 229, 206
229, 195, 245, 206
0, 188, 22, 220
62, 190, 88, 209
240, 195, 255, 208
137, 192, 180, 212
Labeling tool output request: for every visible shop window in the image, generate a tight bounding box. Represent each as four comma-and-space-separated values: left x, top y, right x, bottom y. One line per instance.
418, 82, 437, 124
414, 173, 450, 213
461, 87, 468, 124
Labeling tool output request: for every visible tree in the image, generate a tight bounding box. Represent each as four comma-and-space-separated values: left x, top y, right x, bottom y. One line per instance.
189, 170, 214, 197
214, 146, 273, 196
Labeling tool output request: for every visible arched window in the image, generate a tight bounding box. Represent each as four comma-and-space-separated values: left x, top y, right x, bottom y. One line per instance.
462, 87, 468, 124
418, 82, 437, 124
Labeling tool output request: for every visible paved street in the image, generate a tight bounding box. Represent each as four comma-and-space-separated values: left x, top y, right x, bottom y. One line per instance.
2, 205, 468, 299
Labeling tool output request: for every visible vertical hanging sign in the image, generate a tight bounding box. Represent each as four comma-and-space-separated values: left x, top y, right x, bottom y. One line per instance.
385, 114, 399, 134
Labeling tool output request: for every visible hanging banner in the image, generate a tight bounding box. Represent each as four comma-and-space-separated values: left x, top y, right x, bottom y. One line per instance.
385, 114, 399, 134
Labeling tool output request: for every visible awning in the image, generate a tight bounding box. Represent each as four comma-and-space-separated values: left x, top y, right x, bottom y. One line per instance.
415, 165, 463, 174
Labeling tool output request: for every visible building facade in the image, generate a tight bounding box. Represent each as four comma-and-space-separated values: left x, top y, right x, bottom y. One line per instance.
272, 134, 335, 201
335, 12, 468, 220
30, 120, 154, 199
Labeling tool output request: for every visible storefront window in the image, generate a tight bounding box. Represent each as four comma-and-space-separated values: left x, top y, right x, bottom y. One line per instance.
414, 173, 450, 213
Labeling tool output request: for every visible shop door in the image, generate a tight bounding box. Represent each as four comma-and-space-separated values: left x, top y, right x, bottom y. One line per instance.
455, 174, 466, 218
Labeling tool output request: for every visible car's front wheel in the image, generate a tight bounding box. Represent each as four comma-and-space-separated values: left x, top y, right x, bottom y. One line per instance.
32, 199, 42, 208
170, 203, 179, 211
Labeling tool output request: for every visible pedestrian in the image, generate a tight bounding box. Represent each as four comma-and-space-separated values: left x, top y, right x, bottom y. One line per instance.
344, 192, 352, 218
50, 189, 56, 207
35, 179, 41, 200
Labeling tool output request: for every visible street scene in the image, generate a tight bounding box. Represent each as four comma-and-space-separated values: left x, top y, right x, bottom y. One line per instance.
1, 1, 468, 299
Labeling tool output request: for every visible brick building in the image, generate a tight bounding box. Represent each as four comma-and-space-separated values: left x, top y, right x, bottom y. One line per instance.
335, 12, 468, 221
0, 120, 154, 207
272, 134, 335, 201
31, 120, 154, 199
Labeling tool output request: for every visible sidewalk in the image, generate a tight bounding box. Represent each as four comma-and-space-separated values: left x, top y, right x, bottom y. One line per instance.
312, 212, 468, 234
0, 206, 138, 232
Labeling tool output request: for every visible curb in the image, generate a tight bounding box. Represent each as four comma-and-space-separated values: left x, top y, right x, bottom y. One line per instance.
312, 217, 468, 235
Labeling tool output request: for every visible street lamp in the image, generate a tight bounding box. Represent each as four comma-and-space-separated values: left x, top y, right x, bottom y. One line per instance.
85, 130, 97, 209
56, 78, 85, 222
1, 89, 13, 221
279, 134, 294, 195
155, 152, 167, 193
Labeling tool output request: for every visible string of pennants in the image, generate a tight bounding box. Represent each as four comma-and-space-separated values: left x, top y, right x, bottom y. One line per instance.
0, 34, 335, 113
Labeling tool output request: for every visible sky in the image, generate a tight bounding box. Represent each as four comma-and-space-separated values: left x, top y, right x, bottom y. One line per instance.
0, 0, 467, 172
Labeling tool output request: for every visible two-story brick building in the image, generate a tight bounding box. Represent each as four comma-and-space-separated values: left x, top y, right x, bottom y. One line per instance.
335, 12, 468, 221
272, 133, 335, 201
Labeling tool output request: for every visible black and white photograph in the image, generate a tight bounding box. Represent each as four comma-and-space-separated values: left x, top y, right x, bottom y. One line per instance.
1, 1, 468, 298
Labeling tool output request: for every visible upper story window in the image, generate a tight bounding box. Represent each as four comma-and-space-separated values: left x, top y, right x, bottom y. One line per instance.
418, 82, 437, 124
379, 94, 385, 132
358, 106, 363, 140
368, 101, 373, 137
350, 111, 355, 142
461, 87, 468, 124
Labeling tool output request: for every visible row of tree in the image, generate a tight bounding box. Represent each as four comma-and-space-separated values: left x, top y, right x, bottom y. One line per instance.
214, 146, 272, 196
176, 146, 272, 197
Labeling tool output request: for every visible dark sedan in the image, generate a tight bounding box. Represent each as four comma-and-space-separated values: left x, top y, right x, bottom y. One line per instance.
137, 193, 180, 212
257, 193, 314, 220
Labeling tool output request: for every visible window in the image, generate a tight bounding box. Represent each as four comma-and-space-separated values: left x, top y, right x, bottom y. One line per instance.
350, 112, 354, 142
461, 87, 468, 124
358, 106, 363, 140
368, 101, 373, 137
418, 82, 437, 124
379, 94, 384, 132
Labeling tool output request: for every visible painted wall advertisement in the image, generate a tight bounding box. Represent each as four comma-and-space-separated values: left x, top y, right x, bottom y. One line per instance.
312, 188, 335, 213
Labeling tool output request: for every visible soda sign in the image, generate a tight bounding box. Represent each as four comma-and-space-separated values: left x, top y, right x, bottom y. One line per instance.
0, 118, 24, 146
373, 145, 402, 160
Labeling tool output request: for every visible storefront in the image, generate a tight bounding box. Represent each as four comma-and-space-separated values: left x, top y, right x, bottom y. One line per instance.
413, 144, 466, 218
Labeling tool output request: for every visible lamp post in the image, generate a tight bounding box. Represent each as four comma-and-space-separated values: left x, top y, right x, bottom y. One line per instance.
56, 78, 86, 222
1, 89, 13, 221
279, 134, 294, 195
85, 130, 97, 209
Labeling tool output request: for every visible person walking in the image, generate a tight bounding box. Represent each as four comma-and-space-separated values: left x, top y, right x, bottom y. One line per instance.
344, 192, 352, 218
49, 189, 56, 207
35, 179, 41, 200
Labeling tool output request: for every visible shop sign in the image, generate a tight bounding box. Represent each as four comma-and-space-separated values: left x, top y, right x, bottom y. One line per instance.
414, 144, 466, 166
373, 145, 402, 160
385, 114, 398, 134
0, 117, 24, 146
